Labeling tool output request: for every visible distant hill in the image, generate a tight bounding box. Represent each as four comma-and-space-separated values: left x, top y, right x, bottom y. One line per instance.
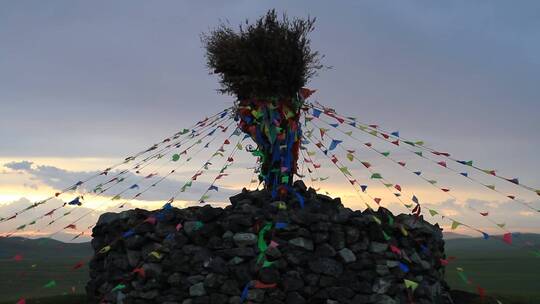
0, 237, 91, 260
443, 232, 473, 240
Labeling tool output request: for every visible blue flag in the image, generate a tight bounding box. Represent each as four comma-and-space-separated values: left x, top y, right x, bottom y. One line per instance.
329, 139, 343, 151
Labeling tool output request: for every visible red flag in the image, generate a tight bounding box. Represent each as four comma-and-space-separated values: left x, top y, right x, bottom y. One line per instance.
477, 286, 486, 300
144, 216, 157, 225
391, 140, 399, 146
437, 161, 447, 167
389, 245, 401, 255
480, 212, 489, 216
441, 188, 450, 192
381, 133, 389, 139
432, 151, 450, 157
361, 162, 371, 168
374, 198, 381, 205
507, 195, 515, 200
65, 224, 77, 230
132, 267, 146, 278
313, 164, 321, 169
503, 233, 512, 245
299, 88, 316, 99
398, 161, 406, 167
364, 142, 372, 147
72, 261, 84, 270
394, 185, 402, 192
254, 280, 277, 289
223, 139, 230, 145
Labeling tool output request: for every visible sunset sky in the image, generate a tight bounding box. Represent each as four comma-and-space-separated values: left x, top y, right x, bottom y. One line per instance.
1, 1, 539, 241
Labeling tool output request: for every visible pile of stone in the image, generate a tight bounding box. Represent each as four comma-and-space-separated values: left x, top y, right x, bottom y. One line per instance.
87, 181, 453, 304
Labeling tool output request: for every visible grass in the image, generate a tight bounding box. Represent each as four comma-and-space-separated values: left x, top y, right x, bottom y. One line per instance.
445, 235, 540, 304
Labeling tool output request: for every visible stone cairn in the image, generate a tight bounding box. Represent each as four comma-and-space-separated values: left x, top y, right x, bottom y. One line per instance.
87, 181, 453, 304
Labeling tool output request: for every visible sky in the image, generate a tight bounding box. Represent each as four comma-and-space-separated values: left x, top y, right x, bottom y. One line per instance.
0, 1, 539, 241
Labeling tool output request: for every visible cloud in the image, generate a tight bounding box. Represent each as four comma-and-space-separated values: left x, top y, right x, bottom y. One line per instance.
2, 159, 244, 203
4, 161, 34, 171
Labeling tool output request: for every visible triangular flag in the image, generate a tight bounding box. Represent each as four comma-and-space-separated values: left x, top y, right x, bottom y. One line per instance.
404, 279, 418, 291
429, 209, 438, 216
451, 221, 461, 230
43, 280, 57, 288
111, 283, 126, 292
399, 262, 409, 273
370, 173, 382, 179
503, 233, 512, 245
339, 166, 351, 176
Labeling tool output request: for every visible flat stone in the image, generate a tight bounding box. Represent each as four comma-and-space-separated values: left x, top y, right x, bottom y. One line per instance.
338, 248, 356, 263
289, 237, 314, 251
370, 242, 388, 253
233, 233, 257, 247
189, 282, 206, 297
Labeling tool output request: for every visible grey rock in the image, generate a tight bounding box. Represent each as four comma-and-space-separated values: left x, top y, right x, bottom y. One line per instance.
187, 275, 205, 284
372, 278, 392, 294
373, 294, 398, 304
375, 265, 390, 276
189, 282, 206, 297
308, 258, 343, 277
370, 242, 388, 253
338, 248, 356, 263
289, 237, 314, 251
233, 233, 257, 247
228, 256, 244, 265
